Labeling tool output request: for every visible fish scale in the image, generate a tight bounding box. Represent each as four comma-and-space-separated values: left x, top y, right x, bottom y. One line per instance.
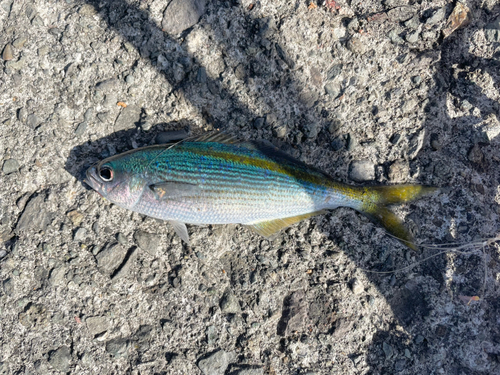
85, 135, 436, 248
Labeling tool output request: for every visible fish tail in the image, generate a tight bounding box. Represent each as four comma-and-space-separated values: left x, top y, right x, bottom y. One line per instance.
358, 185, 437, 250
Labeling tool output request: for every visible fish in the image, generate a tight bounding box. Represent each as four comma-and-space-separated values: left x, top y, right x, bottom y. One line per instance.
85, 133, 436, 249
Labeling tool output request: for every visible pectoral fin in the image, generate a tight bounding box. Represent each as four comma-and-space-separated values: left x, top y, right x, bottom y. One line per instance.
245, 211, 326, 238
149, 181, 201, 201
170, 220, 190, 245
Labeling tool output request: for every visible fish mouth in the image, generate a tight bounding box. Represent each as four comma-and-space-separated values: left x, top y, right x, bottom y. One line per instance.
85, 165, 103, 193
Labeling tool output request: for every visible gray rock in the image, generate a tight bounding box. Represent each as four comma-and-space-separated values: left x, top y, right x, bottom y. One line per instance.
198, 350, 236, 375
75, 122, 87, 137
388, 30, 405, 45
405, 30, 419, 43
2, 44, 13, 61
395, 359, 406, 372
382, 342, 393, 358
15, 193, 52, 234
12, 36, 28, 49
2, 159, 19, 174
277, 290, 307, 336
105, 337, 129, 358
0, 250, 7, 260
2, 278, 13, 296
96, 243, 127, 275
273, 124, 287, 138
32, 15, 44, 27
349, 160, 375, 182
331, 136, 344, 151
325, 82, 341, 98
485, 17, 500, 43
86, 316, 110, 337
114, 105, 141, 132
96, 78, 119, 92
404, 16, 420, 30
253, 117, 265, 129
347, 36, 366, 55
134, 231, 161, 256
161, 0, 207, 35
388, 161, 409, 182
197, 67, 207, 83
73, 227, 87, 242
26, 113, 40, 128
18, 107, 27, 122
220, 288, 241, 314
408, 129, 425, 159
326, 64, 342, 81
48, 346, 71, 372
388, 6, 415, 22
426, 7, 445, 26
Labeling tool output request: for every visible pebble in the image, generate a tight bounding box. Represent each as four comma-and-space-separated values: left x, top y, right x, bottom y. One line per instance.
73, 227, 87, 242
388, 161, 409, 182
412, 75, 421, 84
326, 64, 342, 81
86, 316, 110, 337
75, 122, 87, 136
387, 6, 414, 22
15, 193, 52, 234
26, 113, 40, 129
12, 36, 27, 49
443, 3, 472, 39
346, 36, 366, 55
404, 16, 419, 30
2, 158, 19, 174
331, 136, 344, 151
324, 82, 341, 98
0, 250, 7, 260
2, 44, 13, 60
48, 346, 71, 372
415, 335, 424, 344
273, 124, 287, 138
408, 130, 425, 159
197, 349, 236, 375
395, 359, 406, 372
430, 133, 441, 150
351, 278, 364, 294
405, 30, 419, 43
346, 133, 357, 151
388, 30, 404, 45
67, 210, 84, 226
220, 289, 241, 314
162, 0, 207, 35
425, 7, 445, 26
277, 290, 307, 336
253, 117, 265, 129
105, 337, 129, 358
349, 160, 375, 182
485, 17, 500, 43
96, 243, 128, 275
134, 231, 161, 256
116, 232, 128, 245
468, 144, 484, 164
114, 104, 141, 132
32, 15, 44, 27
382, 342, 393, 358
197, 67, 207, 83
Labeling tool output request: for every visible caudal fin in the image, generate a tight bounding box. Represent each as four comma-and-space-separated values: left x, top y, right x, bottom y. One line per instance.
361, 185, 437, 250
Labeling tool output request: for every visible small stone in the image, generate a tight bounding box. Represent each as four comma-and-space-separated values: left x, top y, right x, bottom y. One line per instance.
234, 64, 246, 81
253, 117, 265, 129
395, 359, 406, 372
86, 316, 110, 337
412, 75, 421, 84
0, 250, 7, 260
32, 15, 44, 26
326, 64, 342, 81
408, 130, 425, 159
198, 350, 236, 375
388, 161, 409, 182
277, 290, 307, 336
67, 210, 84, 226
468, 144, 484, 164
388, 6, 415, 22
351, 279, 363, 294
79, 4, 97, 16
331, 136, 345, 151
125, 74, 135, 84
405, 30, 419, 43
425, 7, 446, 26
48, 346, 71, 372
388, 30, 405, 45
115, 105, 141, 132
404, 16, 419, 30
197, 67, 207, 83
346, 133, 357, 151
382, 342, 393, 358
404, 348, 411, 358
347, 36, 366, 55
38, 45, 49, 56
309, 66, 322, 88
96, 243, 127, 275
325, 82, 341, 98
105, 337, 129, 358
430, 133, 441, 150
26, 113, 40, 129
415, 335, 424, 344
273, 125, 287, 138
134, 230, 161, 256
349, 160, 375, 182
96, 78, 119, 92
16, 193, 52, 234
2, 159, 19, 174
12, 36, 28, 49
73, 227, 87, 242
2, 44, 13, 60
75, 122, 87, 136
220, 289, 241, 314
442, 3, 471, 39
161, 0, 207, 35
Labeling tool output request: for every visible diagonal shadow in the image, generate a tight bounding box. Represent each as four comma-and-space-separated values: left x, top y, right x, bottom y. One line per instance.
64, 0, 499, 373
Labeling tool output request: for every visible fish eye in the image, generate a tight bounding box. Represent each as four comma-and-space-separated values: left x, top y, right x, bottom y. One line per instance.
99, 166, 113, 181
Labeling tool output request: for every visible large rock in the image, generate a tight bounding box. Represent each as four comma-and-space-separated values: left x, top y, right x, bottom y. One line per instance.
162, 0, 207, 35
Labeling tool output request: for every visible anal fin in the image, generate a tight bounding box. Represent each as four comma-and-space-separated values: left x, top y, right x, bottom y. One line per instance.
170, 220, 190, 245
244, 211, 326, 238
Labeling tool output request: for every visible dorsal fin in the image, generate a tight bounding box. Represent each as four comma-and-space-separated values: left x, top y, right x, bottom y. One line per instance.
189, 132, 239, 144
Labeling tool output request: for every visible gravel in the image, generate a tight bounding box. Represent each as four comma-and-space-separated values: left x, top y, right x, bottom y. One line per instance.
1, 1, 500, 374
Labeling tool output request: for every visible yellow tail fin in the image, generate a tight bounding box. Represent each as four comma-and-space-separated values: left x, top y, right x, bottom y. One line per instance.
361, 185, 437, 250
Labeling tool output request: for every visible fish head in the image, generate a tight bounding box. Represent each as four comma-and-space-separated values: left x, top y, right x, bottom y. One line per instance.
85, 158, 147, 210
